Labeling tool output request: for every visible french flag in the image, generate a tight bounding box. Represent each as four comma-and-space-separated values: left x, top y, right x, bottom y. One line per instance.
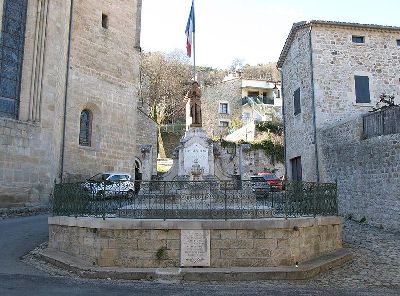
185, 1, 195, 57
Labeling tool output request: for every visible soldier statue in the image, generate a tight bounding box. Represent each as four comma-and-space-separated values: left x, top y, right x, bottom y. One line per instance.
186, 81, 202, 126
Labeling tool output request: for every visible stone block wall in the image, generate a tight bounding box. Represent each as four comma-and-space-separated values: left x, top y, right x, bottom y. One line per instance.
0, 0, 70, 207
62, 0, 142, 181
311, 25, 400, 129
159, 131, 185, 159
281, 22, 400, 183
0, 119, 54, 207
281, 26, 318, 182
135, 108, 157, 179
1, 0, 145, 206
48, 217, 342, 268
202, 79, 242, 138
319, 118, 400, 231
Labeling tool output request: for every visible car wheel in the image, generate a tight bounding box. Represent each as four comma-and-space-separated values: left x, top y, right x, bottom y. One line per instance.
96, 190, 105, 199
127, 189, 134, 198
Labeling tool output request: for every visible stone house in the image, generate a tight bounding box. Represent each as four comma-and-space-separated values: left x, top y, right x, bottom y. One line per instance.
201, 76, 282, 140
0, 0, 156, 208
278, 20, 400, 230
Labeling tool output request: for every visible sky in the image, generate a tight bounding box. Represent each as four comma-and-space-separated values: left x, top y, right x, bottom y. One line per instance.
141, 0, 400, 69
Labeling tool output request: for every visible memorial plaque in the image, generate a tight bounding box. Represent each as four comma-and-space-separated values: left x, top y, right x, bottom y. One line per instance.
183, 143, 209, 175
180, 229, 210, 267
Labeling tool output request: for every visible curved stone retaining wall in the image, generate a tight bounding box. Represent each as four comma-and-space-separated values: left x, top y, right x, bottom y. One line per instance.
48, 216, 342, 268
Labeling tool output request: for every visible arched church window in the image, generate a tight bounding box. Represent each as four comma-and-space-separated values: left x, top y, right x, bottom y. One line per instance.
0, 0, 28, 119
79, 110, 92, 146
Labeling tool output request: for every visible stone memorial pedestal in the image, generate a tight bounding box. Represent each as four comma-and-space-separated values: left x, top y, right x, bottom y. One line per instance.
161, 127, 215, 181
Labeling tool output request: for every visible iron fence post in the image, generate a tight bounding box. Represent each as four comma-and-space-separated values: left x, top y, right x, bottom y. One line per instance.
224, 181, 227, 221
163, 181, 166, 221
313, 183, 317, 218
102, 181, 106, 220
284, 181, 288, 219
335, 179, 339, 215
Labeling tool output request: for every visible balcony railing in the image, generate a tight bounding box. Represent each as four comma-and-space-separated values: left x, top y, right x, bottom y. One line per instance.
363, 106, 400, 139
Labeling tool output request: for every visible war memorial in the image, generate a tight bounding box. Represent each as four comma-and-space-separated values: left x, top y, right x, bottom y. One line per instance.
43, 81, 351, 280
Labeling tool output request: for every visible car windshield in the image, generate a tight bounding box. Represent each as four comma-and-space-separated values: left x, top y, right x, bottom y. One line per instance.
251, 176, 265, 182
88, 173, 110, 182
261, 174, 279, 180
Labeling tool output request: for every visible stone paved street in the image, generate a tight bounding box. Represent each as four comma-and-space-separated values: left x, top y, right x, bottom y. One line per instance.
2, 215, 400, 295
309, 219, 400, 288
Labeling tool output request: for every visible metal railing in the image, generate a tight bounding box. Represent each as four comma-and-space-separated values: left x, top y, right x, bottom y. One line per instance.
363, 106, 400, 139
51, 180, 338, 220
160, 123, 186, 133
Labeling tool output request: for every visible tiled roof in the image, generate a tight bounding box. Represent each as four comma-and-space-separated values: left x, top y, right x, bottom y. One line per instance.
277, 20, 400, 68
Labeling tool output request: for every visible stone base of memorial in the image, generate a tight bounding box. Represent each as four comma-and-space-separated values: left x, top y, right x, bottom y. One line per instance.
48, 216, 343, 268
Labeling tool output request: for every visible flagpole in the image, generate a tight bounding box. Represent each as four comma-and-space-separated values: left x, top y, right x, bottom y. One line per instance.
193, 31, 196, 81
192, 0, 196, 81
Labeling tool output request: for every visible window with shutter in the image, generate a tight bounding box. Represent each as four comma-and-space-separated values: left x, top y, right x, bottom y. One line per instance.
290, 156, 302, 181
354, 75, 370, 103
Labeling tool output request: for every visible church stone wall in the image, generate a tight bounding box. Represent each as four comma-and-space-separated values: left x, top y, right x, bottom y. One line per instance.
0, 0, 144, 207
62, 0, 142, 181
0, 0, 70, 207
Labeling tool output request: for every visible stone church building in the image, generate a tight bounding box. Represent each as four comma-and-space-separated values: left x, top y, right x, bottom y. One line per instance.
0, 0, 155, 208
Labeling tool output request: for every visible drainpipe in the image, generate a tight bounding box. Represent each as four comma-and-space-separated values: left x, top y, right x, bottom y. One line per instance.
308, 26, 320, 183
59, 0, 74, 182
279, 69, 288, 179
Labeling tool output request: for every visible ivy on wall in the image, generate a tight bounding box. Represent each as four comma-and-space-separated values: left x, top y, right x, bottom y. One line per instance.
250, 140, 284, 164
255, 122, 283, 135
218, 139, 284, 164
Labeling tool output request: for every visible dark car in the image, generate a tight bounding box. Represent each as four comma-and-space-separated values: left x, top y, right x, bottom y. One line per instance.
257, 172, 284, 192
250, 175, 270, 195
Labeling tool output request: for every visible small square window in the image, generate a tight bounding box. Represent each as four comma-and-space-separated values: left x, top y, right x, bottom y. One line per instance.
220, 121, 229, 127
219, 103, 228, 114
352, 35, 365, 44
102, 13, 108, 29
397, 39, 400, 48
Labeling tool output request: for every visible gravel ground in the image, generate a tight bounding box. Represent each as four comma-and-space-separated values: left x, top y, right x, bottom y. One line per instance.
0, 205, 49, 219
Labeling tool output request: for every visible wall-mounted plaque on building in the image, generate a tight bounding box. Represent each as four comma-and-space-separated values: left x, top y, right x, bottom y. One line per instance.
180, 229, 210, 267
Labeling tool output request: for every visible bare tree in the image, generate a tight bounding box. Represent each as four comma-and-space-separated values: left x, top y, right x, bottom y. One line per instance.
140, 50, 192, 124
197, 66, 226, 86
241, 63, 280, 81
229, 58, 244, 72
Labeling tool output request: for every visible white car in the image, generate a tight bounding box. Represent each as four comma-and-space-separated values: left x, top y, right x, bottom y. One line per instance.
83, 172, 134, 198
